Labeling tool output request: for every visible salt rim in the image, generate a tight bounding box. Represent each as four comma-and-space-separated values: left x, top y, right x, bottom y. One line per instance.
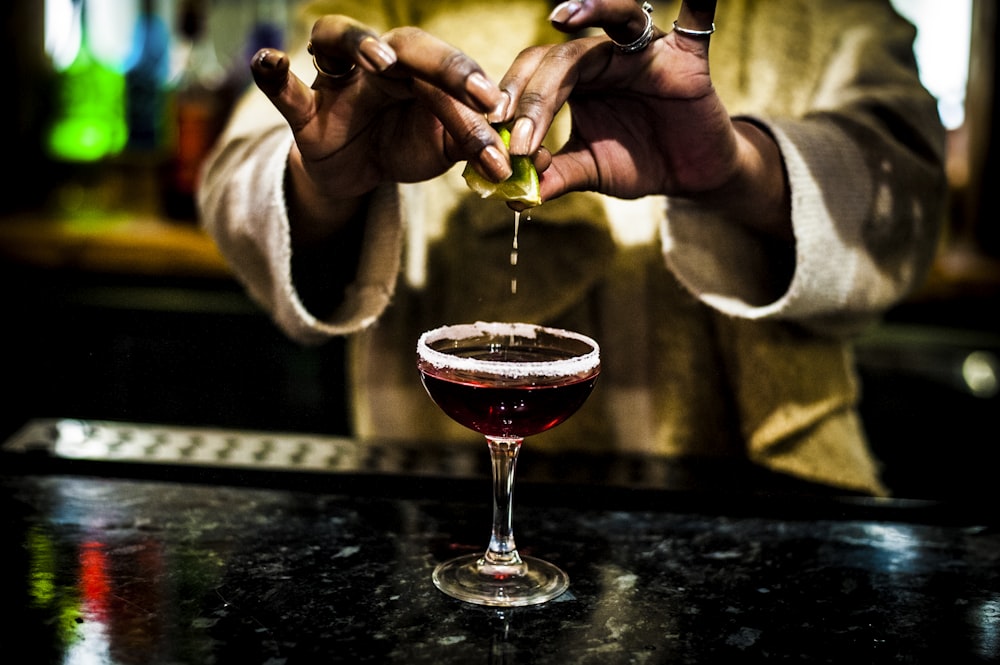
417, 321, 600, 379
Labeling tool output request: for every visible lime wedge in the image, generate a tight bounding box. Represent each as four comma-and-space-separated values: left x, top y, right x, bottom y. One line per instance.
462, 125, 541, 207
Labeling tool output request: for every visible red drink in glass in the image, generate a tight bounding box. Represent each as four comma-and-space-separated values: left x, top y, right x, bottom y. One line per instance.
418, 345, 598, 439
416, 322, 600, 607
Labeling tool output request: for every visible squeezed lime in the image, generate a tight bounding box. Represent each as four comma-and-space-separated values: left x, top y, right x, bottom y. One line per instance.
462, 125, 541, 207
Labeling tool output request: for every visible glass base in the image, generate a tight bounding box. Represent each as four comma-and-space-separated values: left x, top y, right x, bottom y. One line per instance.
432, 553, 569, 607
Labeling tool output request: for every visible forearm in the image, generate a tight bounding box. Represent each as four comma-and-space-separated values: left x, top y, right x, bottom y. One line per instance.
286, 143, 368, 248
199, 122, 403, 343
680, 119, 793, 243
286, 154, 371, 319
663, 110, 945, 336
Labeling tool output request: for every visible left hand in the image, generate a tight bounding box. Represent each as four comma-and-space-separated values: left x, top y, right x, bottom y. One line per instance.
499, 0, 783, 221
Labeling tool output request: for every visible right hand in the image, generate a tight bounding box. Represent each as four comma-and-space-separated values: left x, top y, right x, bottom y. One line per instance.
250, 15, 513, 226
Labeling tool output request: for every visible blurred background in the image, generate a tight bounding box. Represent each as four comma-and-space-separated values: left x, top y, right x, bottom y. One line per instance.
1, 0, 997, 500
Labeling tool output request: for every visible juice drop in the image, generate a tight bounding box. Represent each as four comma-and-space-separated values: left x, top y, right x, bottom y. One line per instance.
510, 210, 520, 294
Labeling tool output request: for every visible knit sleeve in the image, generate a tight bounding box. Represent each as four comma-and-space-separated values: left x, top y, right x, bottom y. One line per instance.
197, 80, 404, 346
661, 5, 947, 337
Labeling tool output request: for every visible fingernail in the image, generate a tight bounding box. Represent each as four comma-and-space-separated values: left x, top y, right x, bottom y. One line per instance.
465, 72, 497, 105
548, 1, 581, 24
487, 92, 510, 124
359, 36, 396, 72
251, 50, 287, 95
256, 49, 276, 68
481, 144, 512, 181
509, 117, 534, 155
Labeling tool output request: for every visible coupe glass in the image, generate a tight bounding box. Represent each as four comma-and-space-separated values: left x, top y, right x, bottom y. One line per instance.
416, 321, 601, 606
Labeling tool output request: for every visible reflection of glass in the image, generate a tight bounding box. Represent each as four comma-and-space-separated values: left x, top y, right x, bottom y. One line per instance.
488, 608, 515, 665
417, 321, 600, 606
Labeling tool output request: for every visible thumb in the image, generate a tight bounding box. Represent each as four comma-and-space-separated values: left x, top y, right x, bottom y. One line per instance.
538, 135, 597, 202
251, 48, 317, 131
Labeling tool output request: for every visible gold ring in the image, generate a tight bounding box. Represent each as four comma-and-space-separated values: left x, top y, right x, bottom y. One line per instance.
312, 55, 358, 79
307, 41, 358, 79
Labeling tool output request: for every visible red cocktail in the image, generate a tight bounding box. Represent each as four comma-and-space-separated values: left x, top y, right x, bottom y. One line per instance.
417, 321, 600, 606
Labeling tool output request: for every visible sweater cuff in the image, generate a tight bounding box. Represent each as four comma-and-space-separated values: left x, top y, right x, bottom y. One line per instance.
201, 128, 404, 345
280, 177, 404, 343
662, 115, 875, 334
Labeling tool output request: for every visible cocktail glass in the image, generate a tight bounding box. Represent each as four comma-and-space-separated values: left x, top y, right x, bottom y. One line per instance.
416, 321, 601, 606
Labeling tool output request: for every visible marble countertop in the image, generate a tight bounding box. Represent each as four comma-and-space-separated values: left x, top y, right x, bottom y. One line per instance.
2, 425, 997, 664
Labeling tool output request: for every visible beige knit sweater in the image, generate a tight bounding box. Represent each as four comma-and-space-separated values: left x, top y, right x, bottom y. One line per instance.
199, 0, 947, 495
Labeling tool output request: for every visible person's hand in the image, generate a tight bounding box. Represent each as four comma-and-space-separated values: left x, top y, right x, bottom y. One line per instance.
501, 0, 791, 239
250, 15, 513, 236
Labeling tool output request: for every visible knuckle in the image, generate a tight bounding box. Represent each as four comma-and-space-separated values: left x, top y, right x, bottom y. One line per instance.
454, 121, 495, 156
545, 40, 587, 64
516, 90, 549, 119
386, 25, 419, 40
518, 44, 549, 59
439, 50, 477, 82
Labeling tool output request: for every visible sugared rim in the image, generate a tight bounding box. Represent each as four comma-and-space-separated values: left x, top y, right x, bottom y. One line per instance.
416, 321, 600, 379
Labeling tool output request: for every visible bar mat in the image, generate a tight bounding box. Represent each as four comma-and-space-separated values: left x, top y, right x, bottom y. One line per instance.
5, 419, 979, 522
2, 418, 484, 479
1, 418, 697, 490
3, 418, 864, 499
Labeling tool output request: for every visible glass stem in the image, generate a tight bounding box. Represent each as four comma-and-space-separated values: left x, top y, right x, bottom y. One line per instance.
484, 437, 524, 568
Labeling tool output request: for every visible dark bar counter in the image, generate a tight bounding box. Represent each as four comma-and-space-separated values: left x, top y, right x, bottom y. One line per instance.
2, 419, 998, 664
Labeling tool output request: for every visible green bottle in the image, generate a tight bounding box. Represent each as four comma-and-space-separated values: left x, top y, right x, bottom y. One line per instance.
46, 0, 128, 163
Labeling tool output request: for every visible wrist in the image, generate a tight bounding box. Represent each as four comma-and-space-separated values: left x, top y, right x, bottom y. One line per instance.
733, 119, 792, 241
683, 119, 792, 243
286, 147, 367, 247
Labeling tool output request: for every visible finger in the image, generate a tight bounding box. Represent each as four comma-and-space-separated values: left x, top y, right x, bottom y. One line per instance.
381, 27, 504, 115
533, 146, 553, 174
504, 37, 609, 156
677, 0, 718, 30
548, 0, 665, 48
311, 17, 503, 115
493, 44, 550, 126
672, 0, 717, 45
309, 15, 397, 80
537, 135, 597, 202
412, 81, 512, 182
251, 48, 318, 133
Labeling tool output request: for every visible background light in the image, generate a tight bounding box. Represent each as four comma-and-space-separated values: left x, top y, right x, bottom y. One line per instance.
891, 0, 973, 129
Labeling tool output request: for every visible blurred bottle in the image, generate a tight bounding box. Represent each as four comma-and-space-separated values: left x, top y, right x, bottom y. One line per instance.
43, 0, 135, 218
222, 0, 287, 117
163, 0, 236, 222
245, 0, 287, 66
125, 0, 171, 153
45, 0, 128, 164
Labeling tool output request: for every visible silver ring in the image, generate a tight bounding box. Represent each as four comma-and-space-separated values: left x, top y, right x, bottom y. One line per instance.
672, 20, 716, 39
612, 2, 655, 54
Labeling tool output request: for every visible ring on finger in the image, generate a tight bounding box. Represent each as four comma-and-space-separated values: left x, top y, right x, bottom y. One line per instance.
671, 20, 716, 39
611, 2, 655, 54
307, 41, 359, 79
